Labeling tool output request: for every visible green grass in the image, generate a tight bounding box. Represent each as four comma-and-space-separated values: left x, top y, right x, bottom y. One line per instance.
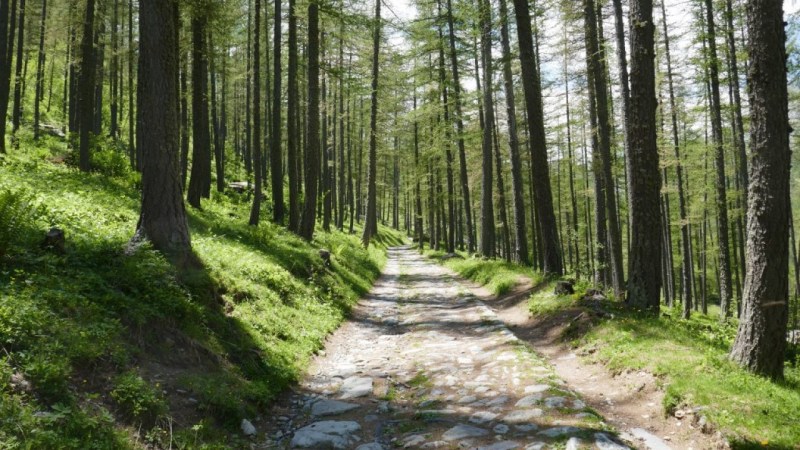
428, 252, 800, 448
0, 133, 404, 448
527, 281, 800, 449
424, 249, 543, 295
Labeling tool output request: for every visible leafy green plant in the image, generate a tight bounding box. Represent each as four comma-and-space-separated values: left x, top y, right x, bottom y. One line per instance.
0, 188, 43, 257
110, 371, 167, 424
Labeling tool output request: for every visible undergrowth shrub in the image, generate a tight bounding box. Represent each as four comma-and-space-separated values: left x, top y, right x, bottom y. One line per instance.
0, 188, 43, 257
111, 371, 167, 425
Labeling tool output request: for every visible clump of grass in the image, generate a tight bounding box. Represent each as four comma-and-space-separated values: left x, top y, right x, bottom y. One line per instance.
110, 371, 167, 424
427, 250, 542, 295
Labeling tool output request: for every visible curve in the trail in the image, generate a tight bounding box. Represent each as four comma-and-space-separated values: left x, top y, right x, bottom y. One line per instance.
260, 246, 633, 450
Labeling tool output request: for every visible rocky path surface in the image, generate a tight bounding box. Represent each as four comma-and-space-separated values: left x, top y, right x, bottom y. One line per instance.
260, 247, 632, 449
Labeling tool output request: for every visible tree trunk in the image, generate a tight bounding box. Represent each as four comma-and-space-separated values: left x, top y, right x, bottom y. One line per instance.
0, 0, 14, 154
477, 0, 495, 257
445, 0, 475, 253
33, 0, 46, 140
361, 0, 380, 247
702, 0, 734, 320
498, 0, 528, 264
271, 0, 284, 223
134, 0, 193, 266
78, 0, 94, 172
659, 0, 693, 319
287, 0, 300, 232
299, 0, 319, 240
249, 0, 263, 225
10, 0, 24, 135
730, 0, 790, 381
187, 14, 212, 209
625, 0, 661, 310
110, 0, 119, 139
513, 0, 562, 274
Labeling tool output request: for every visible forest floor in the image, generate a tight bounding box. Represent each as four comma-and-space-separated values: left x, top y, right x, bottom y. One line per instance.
259, 246, 634, 449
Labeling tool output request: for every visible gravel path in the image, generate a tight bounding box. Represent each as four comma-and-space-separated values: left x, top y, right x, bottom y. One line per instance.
260, 246, 632, 449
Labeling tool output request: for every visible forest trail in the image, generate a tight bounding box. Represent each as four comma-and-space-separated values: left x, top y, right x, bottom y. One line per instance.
259, 246, 632, 449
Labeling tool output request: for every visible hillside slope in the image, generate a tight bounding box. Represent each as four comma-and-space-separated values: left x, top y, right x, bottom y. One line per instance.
0, 135, 403, 448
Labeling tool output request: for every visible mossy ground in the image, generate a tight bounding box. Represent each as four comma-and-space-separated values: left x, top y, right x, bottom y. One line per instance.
427, 250, 800, 449
0, 132, 403, 448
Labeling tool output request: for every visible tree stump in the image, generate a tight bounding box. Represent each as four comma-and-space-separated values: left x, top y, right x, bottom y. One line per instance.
42, 228, 65, 253
319, 249, 331, 267
554, 280, 575, 295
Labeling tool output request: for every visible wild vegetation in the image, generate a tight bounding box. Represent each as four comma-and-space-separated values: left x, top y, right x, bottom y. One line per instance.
0, 0, 798, 446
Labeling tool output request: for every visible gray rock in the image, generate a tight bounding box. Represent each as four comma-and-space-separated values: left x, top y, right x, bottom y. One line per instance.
486, 396, 510, 407
403, 434, 427, 447
339, 376, 373, 399
442, 424, 489, 441
537, 426, 581, 438
572, 399, 586, 410
290, 421, 361, 449
469, 411, 499, 425
356, 443, 384, 450
477, 441, 519, 450
311, 399, 360, 417
514, 424, 538, 432
629, 428, 671, 450
241, 419, 257, 436
523, 444, 545, 450
502, 409, 543, 423
493, 424, 509, 434
514, 394, 542, 408
594, 433, 631, 450
523, 384, 550, 394
420, 441, 448, 449
544, 396, 567, 408
458, 395, 477, 404
565, 437, 582, 450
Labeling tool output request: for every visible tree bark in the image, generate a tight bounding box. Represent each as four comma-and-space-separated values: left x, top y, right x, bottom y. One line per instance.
271, 0, 284, 223
33, 0, 46, 140
513, 0, 562, 274
625, 0, 661, 310
134, 0, 193, 266
249, 0, 263, 225
187, 14, 212, 209
287, 0, 300, 232
477, 0, 495, 257
361, 0, 380, 247
299, 0, 320, 241
498, 0, 528, 264
77, 0, 94, 172
10, 0, 24, 135
730, 0, 790, 381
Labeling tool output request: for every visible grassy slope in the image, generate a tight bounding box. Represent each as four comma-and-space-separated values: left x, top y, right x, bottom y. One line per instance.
0, 134, 403, 448
432, 252, 800, 449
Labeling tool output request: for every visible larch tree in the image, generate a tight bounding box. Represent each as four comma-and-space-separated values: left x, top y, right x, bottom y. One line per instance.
133, 0, 193, 266
362, 0, 381, 247
78, 0, 95, 172
730, 0, 791, 381
187, 11, 212, 209
513, 0, 563, 275
271, 0, 284, 224
299, 0, 320, 241
249, 0, 263, 226
625, 0, 661, 310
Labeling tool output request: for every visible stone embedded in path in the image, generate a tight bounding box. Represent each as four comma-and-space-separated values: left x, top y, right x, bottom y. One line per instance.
629, 428, 672, 450
524, 384, 550, 394
537, 426, 581, 438
290, 421, 361, 449
339, 376, 373, 399
356, 443, 385, 450
565, 437, 582, 450
493, 424, 509, 434
544, 396, 567, 408
523, 443, 545, 450
311, 399, 360, 417
594, 432, 631, 450
441, 424, 489, 441
502, 409, 543, 423
514, 394, 542, 408
403, 434, 427, 447
469, 411, 499, 425
476, 441, 520, 450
